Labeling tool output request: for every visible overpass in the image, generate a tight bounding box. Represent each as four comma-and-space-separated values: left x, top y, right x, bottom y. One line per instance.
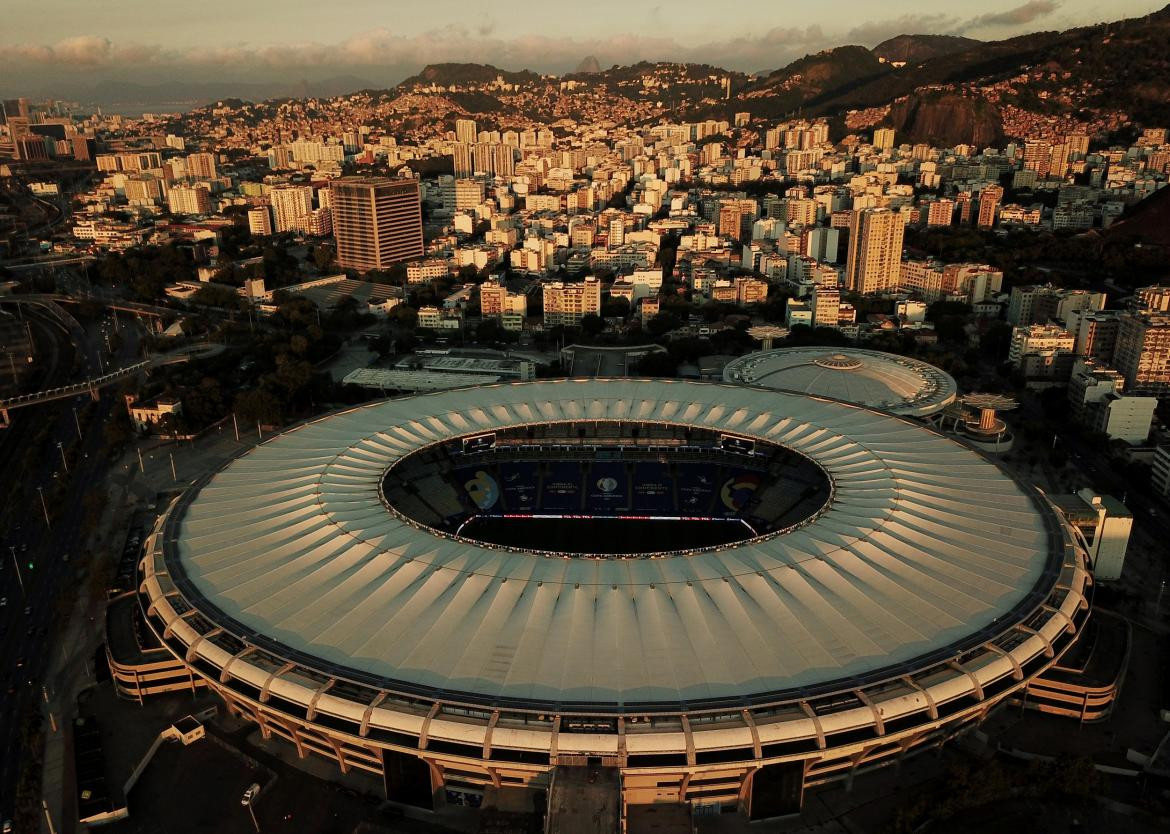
6, 293, 174, 319
0, 342, 222, 427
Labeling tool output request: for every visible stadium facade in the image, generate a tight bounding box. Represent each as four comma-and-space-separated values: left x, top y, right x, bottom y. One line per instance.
133, 379, 1091, 821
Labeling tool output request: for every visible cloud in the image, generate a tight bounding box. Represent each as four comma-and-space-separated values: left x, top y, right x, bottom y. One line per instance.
844, 14, 961, 46
0, 1, 1069, 90
965, 0, 1060, 29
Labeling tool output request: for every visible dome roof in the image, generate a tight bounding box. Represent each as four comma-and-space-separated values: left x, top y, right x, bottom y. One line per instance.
723, 348, 957, 417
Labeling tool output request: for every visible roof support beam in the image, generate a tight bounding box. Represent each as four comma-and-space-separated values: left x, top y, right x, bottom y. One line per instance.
219, 646, 255, 683
902, 676, 938, 720
359, 692, 388, 738
305, 678, 335, 721
741, 710, 762, 760
482, 711, 500, 759
260, 662, 296, 703
419, 702, 442, 750
184, 627, 221, 663
854, 689, 884, 736
800, 702, 826, 750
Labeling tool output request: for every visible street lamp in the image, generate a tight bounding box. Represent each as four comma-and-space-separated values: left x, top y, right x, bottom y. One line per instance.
8, 545, 23, 594
57, 441, 68, 472
36, 486, 50, 526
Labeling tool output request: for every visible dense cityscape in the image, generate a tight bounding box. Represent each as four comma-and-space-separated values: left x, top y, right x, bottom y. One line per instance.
2, 2, 1170, 832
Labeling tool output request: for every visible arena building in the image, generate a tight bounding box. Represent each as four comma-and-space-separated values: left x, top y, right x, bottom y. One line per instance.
722, 347, 958, 418
133, 379, 1091, 825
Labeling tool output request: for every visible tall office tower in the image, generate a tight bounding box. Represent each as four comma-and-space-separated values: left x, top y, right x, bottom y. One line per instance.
167, 184, 212, 215
1114, 313, 1170, 396
270, 185, 314, 233
186, 151, 217, 179
452, 142, 473, 177
977, 185, 1003, 229
455, 118, 477, 145
844, 208, 905, 295
873, 127, 895, 151
248, 205, 274, 237
331, 177, 424, 272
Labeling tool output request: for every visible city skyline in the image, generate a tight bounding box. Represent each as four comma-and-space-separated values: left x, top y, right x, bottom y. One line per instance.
1, 0, 1166, 99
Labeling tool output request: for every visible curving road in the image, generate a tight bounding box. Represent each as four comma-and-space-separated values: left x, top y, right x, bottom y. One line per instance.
0, 305, 141, 826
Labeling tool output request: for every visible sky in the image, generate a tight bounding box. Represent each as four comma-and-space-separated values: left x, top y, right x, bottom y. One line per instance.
0, 0, 1165, 100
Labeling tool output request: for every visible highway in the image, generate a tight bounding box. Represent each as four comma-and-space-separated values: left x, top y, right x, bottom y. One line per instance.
0, 302, 140, 826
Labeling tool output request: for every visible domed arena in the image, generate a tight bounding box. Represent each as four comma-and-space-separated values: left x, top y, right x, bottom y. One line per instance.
136, 379, 1089, 821
722, 347, 958, 417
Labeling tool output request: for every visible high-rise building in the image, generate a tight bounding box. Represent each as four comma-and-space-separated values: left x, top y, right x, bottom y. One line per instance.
492, 144, 515, 178
167, 183, 211, 215
270, 185, 314, 233
71, 135, 96, 161
844, 208, 905, 295
452, 142, 473, 178
1067, 311, 1121, 362
718, 201, 745, 240
1114, 313, 1170, 396
977, 185, 1003, 229
248, 205, 274, 237
331, 177, 424, 272
186, 152, 217, 180
810, 286, 841, 328
454, 178, 485, 211
455, 119, 477, 145
1136, 285, 1170, 313
542, 278, 601, 327
480, 278, 528, 319
926, 199, 955, 227
873, 127, 895, 151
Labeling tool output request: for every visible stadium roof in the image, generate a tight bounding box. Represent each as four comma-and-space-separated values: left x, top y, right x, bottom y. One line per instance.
722, 348, 958, 417
165, 379, 1058, 708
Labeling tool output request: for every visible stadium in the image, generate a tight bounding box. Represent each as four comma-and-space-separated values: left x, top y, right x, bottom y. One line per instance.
135, 379, 1091, 824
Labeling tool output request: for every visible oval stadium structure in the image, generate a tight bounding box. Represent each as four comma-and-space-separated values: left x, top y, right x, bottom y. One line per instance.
136, 379, 1089, 820
722, 347, 958, 418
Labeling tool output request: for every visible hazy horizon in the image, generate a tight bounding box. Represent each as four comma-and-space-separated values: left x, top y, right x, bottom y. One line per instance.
2, 0, 1165, 105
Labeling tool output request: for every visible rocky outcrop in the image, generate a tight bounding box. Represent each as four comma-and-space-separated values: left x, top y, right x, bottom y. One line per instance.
889, 93, 1003, 147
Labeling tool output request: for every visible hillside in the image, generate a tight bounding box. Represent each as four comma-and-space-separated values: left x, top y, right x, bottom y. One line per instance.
741, 46, 890, 117
398, 63, 541, 89
1103, 185, 1170, 248
872, 34, 981, 65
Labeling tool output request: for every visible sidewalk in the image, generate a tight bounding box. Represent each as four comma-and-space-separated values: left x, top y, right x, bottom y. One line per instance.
39, 427, 257, 833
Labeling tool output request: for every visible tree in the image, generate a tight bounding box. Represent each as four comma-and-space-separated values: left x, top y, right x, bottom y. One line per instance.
234, 388, 284, 426
646, 311, 681, 337
312, 244, 335, 272
632, 351, 678, 377
580, 313, 606, 338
